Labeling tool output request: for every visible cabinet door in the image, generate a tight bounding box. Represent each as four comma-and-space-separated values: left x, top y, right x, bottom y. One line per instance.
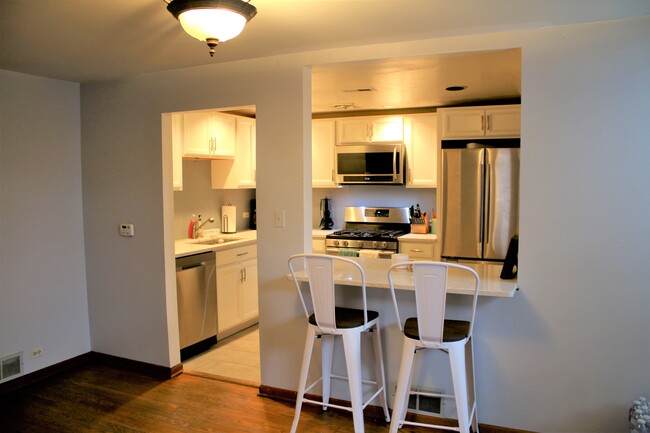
183, 111, 212, 157
370, 116, 403, 142
337, 118, 371, 144
236, 117, 256, 188
312, 119, 337, 187
171, 114, 184, 191
440, 108, 486, 139
240, 259, 258, 322
210, 117, 256, 189
405, 114, 437, 188
485, 106, 521, 137
216, 263, 241, 335
210, 113, 236, 157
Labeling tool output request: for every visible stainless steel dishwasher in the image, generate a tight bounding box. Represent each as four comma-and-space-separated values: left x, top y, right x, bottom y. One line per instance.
176, 251, 217, 352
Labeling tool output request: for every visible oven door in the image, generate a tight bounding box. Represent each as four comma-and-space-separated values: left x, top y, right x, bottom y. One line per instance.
336, 144, 403, 184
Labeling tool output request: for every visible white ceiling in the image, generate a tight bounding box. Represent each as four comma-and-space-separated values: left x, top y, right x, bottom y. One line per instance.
1, 1, 648, 111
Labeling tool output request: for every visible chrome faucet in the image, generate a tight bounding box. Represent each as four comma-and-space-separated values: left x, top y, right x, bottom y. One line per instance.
193, 216, 215, 239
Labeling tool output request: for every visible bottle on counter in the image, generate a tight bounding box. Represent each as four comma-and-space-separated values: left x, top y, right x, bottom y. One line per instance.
188, 214, 197, 239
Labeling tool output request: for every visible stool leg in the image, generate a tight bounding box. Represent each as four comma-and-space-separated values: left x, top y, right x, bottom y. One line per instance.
389, 338, 417, 433
370, 325, 390, 422
467, 338, 479, 433
321, 334, 335, 411
449, 343, 470, 433
291, 326, 317, 433
341, 330, 364, 433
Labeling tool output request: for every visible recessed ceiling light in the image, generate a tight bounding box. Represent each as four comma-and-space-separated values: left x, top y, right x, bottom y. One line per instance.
445, 85, 467, 92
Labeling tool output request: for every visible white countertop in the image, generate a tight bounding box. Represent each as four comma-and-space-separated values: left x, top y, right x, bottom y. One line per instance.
312, 229, 338, 238
399, 233, 438, 241
289, 257, 517, 298
175, 230, 257, 258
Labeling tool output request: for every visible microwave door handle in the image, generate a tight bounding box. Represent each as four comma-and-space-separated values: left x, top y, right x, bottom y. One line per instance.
393, 148, 397, 180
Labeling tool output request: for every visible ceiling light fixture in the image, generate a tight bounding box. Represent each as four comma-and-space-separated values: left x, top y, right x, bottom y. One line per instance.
166, 0, 257, 57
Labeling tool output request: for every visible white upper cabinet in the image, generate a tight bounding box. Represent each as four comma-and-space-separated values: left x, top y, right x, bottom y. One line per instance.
336, 115, 403, 144
440, 105, 520, 139
211, 117, 256, 189
312, 119, 337, 188
404, 113, 438, 188
183, 111, 236, 159
162, 113, 185, 191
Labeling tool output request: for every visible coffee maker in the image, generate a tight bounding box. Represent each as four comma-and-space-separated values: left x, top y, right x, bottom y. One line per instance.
319, 197, 334, 229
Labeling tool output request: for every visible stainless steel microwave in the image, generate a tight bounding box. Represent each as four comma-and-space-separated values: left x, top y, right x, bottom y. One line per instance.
335, 143, 404, 184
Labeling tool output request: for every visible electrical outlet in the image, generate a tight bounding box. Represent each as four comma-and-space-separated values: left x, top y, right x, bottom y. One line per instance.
274, 209, 285, 228
30, 347, 44, 359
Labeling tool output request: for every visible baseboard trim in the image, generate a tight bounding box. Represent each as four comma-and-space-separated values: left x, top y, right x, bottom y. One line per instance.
0, 352, 92, 396
258, 385, 537, 433
91, 352, 183, 379
0, 351, 183, 396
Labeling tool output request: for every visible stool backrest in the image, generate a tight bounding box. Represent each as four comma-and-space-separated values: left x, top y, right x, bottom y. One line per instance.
289, 254, 368, 333
388, 261, 480, 345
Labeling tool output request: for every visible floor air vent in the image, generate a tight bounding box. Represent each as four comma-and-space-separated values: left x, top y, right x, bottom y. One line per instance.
407, 387, 445, 416
1, 352, 23, 383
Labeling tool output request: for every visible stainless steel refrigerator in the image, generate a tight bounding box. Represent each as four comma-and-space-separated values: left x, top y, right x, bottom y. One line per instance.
441, 145, 519, 261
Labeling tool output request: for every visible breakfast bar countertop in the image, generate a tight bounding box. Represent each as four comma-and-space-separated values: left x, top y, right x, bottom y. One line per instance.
288, 257, 518, 298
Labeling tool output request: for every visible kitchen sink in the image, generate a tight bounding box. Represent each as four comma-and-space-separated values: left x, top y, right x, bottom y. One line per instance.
193, 238, 242, 245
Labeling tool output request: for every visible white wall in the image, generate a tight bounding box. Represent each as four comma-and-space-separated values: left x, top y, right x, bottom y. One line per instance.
78, 17, 650, 432
0, 70, 90, 374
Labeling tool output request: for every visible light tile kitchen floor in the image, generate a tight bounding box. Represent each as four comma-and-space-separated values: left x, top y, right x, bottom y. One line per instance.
183, 325, 260, 384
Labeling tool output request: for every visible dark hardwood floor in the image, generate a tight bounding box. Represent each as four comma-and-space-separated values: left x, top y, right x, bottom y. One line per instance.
0, 362, 440, 433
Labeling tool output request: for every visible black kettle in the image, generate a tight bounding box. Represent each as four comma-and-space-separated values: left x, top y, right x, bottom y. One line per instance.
319, 197, 334, 230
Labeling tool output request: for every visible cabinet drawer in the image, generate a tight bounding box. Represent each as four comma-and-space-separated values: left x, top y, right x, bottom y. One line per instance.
216, 244, 257, 267
399, 241, 435, 259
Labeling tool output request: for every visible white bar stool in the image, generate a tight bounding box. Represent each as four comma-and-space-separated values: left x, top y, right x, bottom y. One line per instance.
288, 254, 391, 433
387, 261, 480, 433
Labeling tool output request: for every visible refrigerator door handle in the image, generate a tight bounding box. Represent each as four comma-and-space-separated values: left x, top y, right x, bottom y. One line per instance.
484, 161, 492, 246
478, 149, 485, 246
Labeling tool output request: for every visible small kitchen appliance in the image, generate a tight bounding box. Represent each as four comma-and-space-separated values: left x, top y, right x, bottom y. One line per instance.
221, 204, 237, 233
249, 199, 256, 230
319, 196, 334, 229
325, 206, 410, 258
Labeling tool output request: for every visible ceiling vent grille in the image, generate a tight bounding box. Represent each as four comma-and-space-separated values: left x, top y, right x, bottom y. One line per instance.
1, 352, 23, 383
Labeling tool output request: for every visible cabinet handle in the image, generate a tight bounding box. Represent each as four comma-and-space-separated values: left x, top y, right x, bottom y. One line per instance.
240, 269, 244, 283
481, 115, 485, 132
487, 114, 492, 131
409, 249, 423, 253
236, 252, 249, 257
243, 268, 247, 282
331, 169, 335, 182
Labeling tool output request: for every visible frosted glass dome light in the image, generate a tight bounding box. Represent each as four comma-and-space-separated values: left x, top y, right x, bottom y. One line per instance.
167, 0, 257, 57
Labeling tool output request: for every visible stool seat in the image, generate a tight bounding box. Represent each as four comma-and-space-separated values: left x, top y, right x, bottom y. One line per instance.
404, 318, 470, 343
309, 308, 380, 329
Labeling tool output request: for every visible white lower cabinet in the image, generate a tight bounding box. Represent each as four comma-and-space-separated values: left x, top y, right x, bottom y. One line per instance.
216, 244, 258, 339
399, 237, 440, 261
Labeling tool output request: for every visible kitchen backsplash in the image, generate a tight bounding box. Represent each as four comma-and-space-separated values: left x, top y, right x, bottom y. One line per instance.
174, 160, 255, 239
312, 186, 436, 230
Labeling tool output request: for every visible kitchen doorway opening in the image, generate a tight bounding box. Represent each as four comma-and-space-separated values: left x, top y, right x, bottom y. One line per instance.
163, 104, 261, 385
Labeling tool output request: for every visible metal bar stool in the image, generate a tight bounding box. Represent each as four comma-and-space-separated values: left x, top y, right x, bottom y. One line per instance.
288, 253, 391, 433
387, 261, 480, 433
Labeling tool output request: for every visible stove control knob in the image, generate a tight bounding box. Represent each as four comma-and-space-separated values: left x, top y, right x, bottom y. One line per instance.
333, 240, 339, 246
372, 241, 378, 248
357, 240, 363, 248
381, 241, 388, 249
343, 240, 349, 247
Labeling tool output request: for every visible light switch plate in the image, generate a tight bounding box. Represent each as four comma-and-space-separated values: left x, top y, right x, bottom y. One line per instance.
119, 223, 135, 237
274, 209, 285, 228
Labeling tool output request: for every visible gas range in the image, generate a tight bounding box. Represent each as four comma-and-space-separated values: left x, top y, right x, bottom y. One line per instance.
325, 207, 410, 258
